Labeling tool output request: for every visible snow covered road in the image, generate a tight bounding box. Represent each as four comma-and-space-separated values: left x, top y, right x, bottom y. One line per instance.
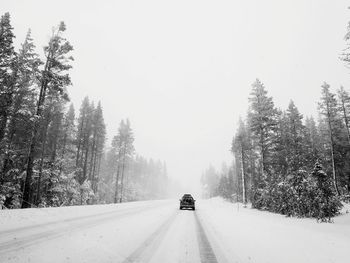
0, 200, 224, 263
0, 198, 349, 263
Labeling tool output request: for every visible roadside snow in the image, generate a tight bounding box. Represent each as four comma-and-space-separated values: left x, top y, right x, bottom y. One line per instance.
0, 200, 169, 231
0, 200, 176, 263
198, 197, 350, 263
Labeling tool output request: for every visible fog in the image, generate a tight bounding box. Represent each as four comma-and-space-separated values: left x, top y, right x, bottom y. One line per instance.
4, 0, 350, 192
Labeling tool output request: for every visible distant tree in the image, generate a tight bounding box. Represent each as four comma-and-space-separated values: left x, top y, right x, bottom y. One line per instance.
112, 119, 134, 203
232, 118, 249, 205
75, 97, 95, 203
88, 101, 105, 195
200, 165, 220, 198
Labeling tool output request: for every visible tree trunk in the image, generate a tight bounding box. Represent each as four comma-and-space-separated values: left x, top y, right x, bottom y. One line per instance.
119, 148, 127, 203
91, 138, 99, 193
240, 145, 247, 206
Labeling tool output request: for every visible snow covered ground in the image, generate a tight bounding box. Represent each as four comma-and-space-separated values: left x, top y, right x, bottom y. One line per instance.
199, 198, 350, 263
0, 198, 349, 263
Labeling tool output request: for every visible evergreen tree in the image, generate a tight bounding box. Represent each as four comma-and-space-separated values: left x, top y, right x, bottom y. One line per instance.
0, 12, 16, 142
0, 28, 41, 208
112, 119, 135, 203
304, 116, 322, 166
310, 162, 342, 222
232, 118, 249, 204
22, 22, 73, 208
247, 79, 278, 208
285, 101, 306, 172
318, 82, 342, 196
89, 101, 106, 195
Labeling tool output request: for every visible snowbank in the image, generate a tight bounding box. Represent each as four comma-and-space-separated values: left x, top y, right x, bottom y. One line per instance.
199, 197, 350, 263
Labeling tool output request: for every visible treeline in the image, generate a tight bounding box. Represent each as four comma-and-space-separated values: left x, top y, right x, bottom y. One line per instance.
202, 81, 350, 221
98, 119, 172, 203
0, 13, 173, 209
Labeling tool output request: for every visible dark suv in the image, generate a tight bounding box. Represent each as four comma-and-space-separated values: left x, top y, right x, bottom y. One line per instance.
179, 194, 196, 210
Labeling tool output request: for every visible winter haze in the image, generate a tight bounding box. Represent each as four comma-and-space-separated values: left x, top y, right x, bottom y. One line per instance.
3, 0, 350, 192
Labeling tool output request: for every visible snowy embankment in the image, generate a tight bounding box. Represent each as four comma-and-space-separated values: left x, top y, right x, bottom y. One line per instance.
200, 197, 350, 263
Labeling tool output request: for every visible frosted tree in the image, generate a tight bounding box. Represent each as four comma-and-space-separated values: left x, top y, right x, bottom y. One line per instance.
318, 83, 341, 196
247, 79, 278, 207
112, 119, 135, 203
22, 22, 73, 208
0, 29, 41, 185
88, 101, 106, 195
310, 162, 342, 221
232, 118, 249, 205
285, 101, 306, 172
0, 12, 16, 142
304, 116, 323, 165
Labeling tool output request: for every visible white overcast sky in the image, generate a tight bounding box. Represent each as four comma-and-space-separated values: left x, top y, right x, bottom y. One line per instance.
3, 0, 350, 191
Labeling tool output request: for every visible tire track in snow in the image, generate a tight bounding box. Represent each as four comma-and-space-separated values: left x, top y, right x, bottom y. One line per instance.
194, 212, 218, 263
122, 210, 179, 263
0, 203, 169, 253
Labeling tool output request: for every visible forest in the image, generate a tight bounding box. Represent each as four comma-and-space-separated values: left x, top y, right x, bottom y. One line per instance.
0, 13, 172, 209
201, 15, 350, 222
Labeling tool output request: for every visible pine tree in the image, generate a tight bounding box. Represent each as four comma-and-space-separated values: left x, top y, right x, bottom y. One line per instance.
0, 29, 41, 182
0, 28, 41, 208
272, 110, 289, 176
285, 101, 306, 172
310, 162, 342, 221
112, 119, 134, 203
89, 101, 105, 195
318, 82, 341, 196
0, 12, 16, 142
232, 118, 248, 205
247, 79, 278, 207
304, 116, 322, 166
22, 22, 73, 208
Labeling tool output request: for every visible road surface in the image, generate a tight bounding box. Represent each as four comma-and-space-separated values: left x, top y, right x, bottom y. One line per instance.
0, 200, 231, 263
0, 199, 349, 263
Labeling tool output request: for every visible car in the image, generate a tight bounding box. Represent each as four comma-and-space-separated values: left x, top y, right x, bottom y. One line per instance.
179, 194, 196, 210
